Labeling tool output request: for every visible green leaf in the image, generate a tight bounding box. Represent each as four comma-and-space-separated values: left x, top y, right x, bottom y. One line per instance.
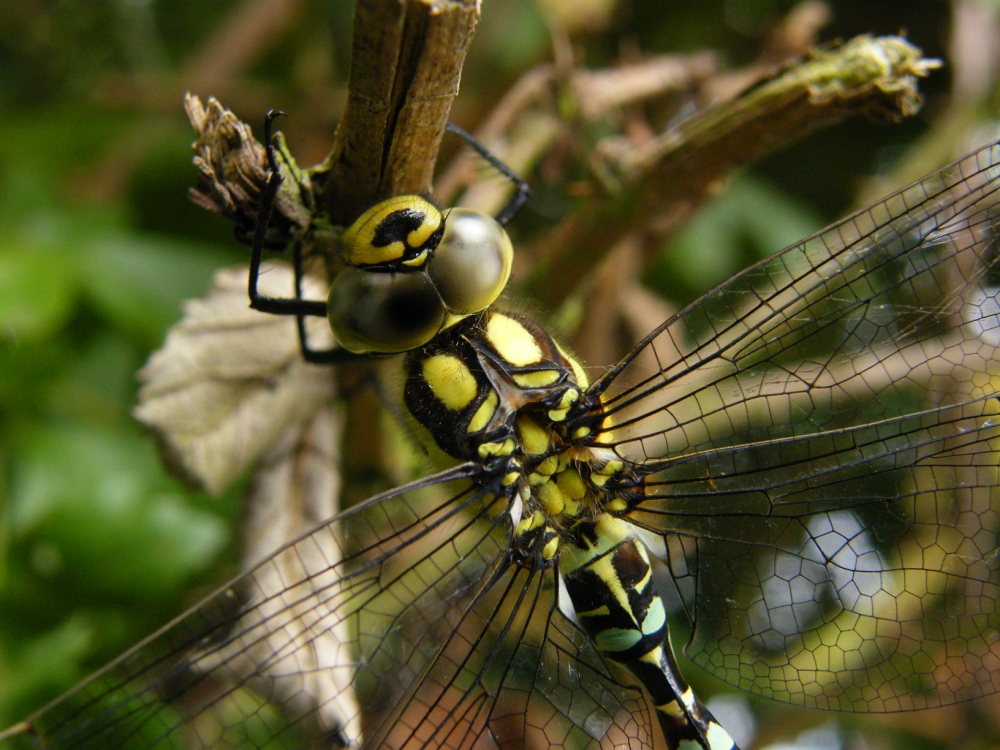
0, 245, 77, 342
0, 615, 96, 723
78, 233, 230, 347
9, 424, 228, 602
648, 173, 824, 305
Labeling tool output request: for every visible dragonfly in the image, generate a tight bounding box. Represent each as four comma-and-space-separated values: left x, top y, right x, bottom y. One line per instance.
3, 115, 1000, 749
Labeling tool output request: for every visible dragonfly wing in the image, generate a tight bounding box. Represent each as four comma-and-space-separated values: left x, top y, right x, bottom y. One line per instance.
13, 465, 649, 749
361, 554, 653, 750
630, 400, 1000, 712
587, 141, 1000, 711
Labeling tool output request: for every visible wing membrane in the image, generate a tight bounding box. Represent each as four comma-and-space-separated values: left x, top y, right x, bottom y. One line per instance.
596, 142, 1000, 461
12, 466, 648, 749
630, 398, 1000, 710
588, 142, 1000, 712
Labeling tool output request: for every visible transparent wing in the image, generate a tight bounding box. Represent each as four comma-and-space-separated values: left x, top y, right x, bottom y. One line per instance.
10, 465, 650, 750
589, 142, 1000, 711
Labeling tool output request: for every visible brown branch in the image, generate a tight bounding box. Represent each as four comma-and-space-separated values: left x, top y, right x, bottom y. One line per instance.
435, 52, 716, 223
176, 1, 483, 502
523, 35, 941, 307
315, 0, 481, 224
186, 0, 481, 262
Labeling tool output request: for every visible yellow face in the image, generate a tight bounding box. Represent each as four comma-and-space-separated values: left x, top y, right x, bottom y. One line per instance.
339, 195, 443, 268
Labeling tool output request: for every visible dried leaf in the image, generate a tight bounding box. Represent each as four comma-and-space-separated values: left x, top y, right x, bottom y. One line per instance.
240, 407, 343, 567
184, 93, 310, 246
135, 265, 336, 496
177, 408, 358, 744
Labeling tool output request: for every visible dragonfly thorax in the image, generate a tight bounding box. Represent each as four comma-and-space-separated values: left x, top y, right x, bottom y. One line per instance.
403, 309, 585, 460
402, 307, 635, 562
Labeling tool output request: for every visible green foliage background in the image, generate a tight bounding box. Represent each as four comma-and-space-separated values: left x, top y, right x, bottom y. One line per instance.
1, 1, 997, 748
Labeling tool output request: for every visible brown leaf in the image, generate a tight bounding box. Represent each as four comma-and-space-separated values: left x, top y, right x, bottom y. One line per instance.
135, 264, 336, 496
178, 408, 358, 745
240, 406, 343, 567
184, 93, 310, 246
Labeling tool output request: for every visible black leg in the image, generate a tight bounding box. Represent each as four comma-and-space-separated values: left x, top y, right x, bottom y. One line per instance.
248, 110, 328, 319
445, 122, 530, 226
247, 111, 362, 364
290, 241, 364, 365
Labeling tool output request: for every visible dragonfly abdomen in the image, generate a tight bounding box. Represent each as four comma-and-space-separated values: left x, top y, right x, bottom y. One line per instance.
561, 514, 737, 750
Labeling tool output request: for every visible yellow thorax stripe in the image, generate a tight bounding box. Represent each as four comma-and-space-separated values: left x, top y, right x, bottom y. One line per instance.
422, 354, 478, 411
467, 390, 498, 433
486, 313, 543, 367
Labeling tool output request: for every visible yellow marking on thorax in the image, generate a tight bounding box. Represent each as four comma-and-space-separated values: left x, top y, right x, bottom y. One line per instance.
535, 456, 560, 476
602, 460, 623, 475
542, 535, 559, 559
592, 459, 625, 491
556, 343, 589, 388
533, 455, 560, 476
516, 509, 547, 538
422, 354, 478, 411
553, 469, 585, 516
513, 370, 560, 388
515, 416, 550, 455
467, 391, 498, 434
486, 314, 543, 366
478, 438, 515, 459
536, 481, 566, 516
554, 468, 586, 499
547, 389, 579, 422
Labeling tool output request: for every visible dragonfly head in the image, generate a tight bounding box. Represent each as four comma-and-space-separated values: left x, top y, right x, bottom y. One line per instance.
328, 200, 513, 354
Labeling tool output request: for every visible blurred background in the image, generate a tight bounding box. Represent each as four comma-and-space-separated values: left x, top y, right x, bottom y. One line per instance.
1, 1, 999, 748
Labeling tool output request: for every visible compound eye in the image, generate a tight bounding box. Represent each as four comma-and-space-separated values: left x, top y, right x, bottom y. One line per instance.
428, 208, 513, 315
327, 267, 446, 354
340, 196, 444, 269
